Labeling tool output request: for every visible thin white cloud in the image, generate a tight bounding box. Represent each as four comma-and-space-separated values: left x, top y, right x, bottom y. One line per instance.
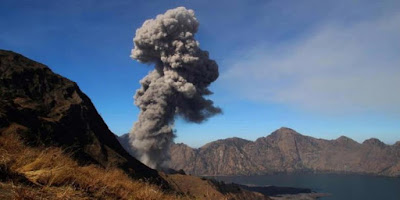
220, 12, 400, 115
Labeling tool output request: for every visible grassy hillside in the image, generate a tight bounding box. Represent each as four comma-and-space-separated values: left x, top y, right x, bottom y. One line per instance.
0, 126, 180, 200
0, 125, 269, 200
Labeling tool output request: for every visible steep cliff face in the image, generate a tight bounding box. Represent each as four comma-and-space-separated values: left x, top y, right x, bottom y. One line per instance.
0, 50, 161, 181
166, 128, 400, 176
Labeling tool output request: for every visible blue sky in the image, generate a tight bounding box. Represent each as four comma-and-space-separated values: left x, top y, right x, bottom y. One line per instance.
1, 0, 399, 147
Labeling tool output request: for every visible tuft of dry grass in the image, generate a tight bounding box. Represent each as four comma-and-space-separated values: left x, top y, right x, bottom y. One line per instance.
0, 130, 183, 200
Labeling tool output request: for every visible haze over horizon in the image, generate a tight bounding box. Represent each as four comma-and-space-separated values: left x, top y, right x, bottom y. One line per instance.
1, 0, 399, 148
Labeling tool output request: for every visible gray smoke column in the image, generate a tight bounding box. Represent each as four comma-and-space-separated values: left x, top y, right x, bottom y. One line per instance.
129, 7, 221, 169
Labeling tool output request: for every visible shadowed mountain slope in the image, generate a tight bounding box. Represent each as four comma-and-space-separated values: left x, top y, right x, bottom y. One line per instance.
0, 50, 161, 181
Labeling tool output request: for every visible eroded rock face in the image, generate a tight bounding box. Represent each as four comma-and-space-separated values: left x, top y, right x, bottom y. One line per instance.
0, 50, 161, 181
120, 127, 400, 177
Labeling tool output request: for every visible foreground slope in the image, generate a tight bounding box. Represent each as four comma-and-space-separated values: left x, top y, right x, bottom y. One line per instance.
168, 127, 400, 176
0, 49, 160, 181
0, 132, 269, 200
0, 132, 179, 200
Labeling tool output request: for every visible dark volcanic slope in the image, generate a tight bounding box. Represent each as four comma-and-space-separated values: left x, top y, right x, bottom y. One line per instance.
120, 127, 400, 177
0, 50, 161, 181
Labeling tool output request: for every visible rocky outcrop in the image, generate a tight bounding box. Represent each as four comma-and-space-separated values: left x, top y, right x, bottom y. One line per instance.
120, 127, 400, 177
0, 50, 162, 182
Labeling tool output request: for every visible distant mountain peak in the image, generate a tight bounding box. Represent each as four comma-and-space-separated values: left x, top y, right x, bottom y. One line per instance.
278, 127, 297, 132
336, 136, 358, 144
362, 138, 385, 146
224, 137, 252, 142
269, 127, 301, 138
201, 137, 251, 149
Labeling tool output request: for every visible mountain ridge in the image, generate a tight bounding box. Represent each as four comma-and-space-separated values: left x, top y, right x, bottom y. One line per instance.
180, 127, 397, 149
118, 127, 400, 177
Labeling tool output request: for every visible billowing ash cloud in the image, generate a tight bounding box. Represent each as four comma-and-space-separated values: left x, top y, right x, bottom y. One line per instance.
129, 7, 221, 169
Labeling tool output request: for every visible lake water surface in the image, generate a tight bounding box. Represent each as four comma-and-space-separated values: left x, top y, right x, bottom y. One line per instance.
210, 174, 400, 200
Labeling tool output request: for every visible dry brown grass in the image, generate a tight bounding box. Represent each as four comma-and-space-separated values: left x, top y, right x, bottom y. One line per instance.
0, 130, 183, 200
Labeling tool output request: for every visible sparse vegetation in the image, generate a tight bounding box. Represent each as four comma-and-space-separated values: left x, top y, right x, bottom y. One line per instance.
0, 131, 182, 200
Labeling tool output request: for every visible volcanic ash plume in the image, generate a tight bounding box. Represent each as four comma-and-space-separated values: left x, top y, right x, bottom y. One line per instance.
129, 7, 221, 169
